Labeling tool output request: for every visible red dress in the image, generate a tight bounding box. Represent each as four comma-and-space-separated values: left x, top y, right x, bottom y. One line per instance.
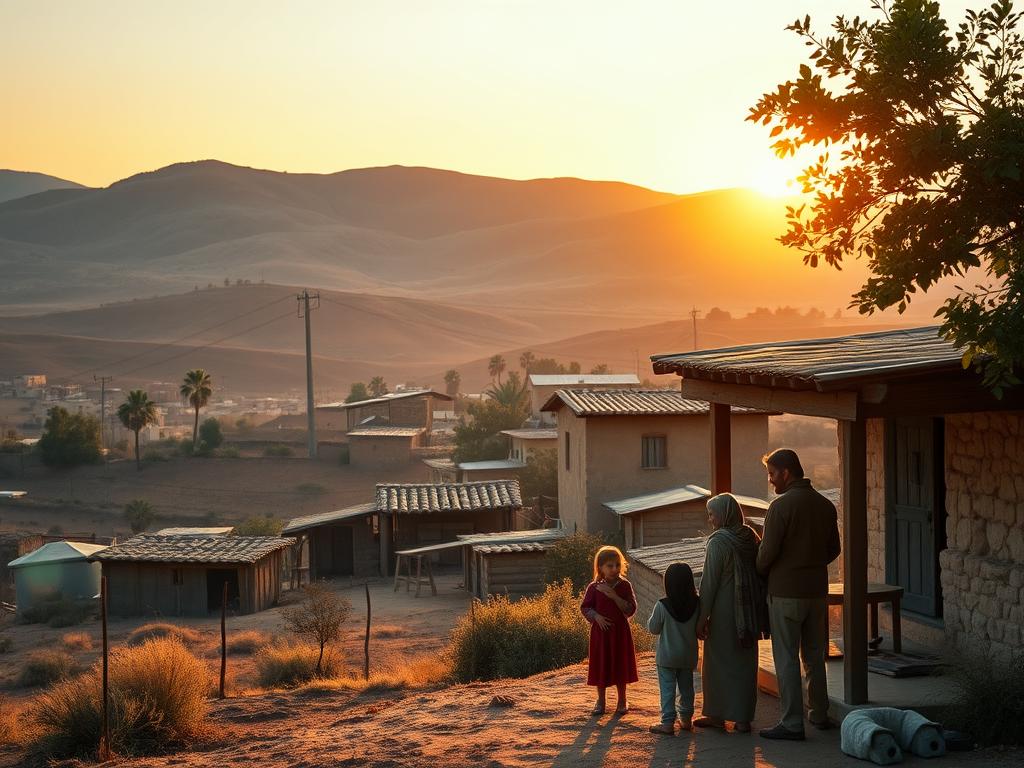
580, 578, 639, 687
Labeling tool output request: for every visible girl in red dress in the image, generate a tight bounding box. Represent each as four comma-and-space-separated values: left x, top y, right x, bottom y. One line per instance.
580, 545, 639, 715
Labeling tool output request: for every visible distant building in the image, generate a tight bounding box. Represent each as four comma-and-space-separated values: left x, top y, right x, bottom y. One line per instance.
500, 428, 558, 462
347, 426, 426, 468
13, 374, 46, 399
528, 374, 640, 424
9, 540, 107, 616
316, 390, 454, 433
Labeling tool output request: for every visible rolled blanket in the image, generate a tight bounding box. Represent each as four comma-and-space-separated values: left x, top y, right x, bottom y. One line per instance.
841, 710, 904, 765
902, 712, 945, 758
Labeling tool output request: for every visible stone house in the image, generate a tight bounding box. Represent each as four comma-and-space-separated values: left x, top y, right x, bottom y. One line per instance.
651, 325, 1024, 707
541, 389, 773, 536
528, 374, 639, 424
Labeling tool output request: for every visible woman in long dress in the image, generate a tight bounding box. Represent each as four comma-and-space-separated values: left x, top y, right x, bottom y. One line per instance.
694, 493, 769, 732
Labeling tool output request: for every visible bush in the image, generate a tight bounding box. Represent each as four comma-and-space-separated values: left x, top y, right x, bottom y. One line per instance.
30, 638, 209, 758
198, 418, 223, 450
945, 649, 1024, 746
0, 695, 29, 747
20, 598, 93, 628
124, 498, 156, 533
263, 444, 293, 457
143, 448, 169, 462
281, 583, 351, 675
38, 406, 101, 467
448, 580, 588, 683
218, 445, 240, 458
18, 650, 77, 687
254, 643, 343, 687
62, 632, 93, 651
127, 623, 205, 646
543, 532, 606, 591
226, 630, 269, 654
234, 514, 285, 536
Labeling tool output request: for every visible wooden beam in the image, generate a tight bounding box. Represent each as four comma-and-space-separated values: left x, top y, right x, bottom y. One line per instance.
378, 513, 392, 577
710, 402, 732, 494
840, 417, 869, 705
681, 378, 858, 421
860, 374, 1024, 418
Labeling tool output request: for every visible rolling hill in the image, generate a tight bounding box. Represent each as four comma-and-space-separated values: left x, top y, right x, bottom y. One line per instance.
0, 169, 86, 205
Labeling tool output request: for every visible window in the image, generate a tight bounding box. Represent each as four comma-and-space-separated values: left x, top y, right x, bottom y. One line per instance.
641, 435, 667, 469
564, 432, 571, 471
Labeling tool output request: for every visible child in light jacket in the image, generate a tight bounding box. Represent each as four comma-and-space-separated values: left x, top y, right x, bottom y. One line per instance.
647, 561, 700, 734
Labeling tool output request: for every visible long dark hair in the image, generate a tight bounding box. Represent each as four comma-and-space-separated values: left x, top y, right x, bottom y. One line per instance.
661, 562, 698, 623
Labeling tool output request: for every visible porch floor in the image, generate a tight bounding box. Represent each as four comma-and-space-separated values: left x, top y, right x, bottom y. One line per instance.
757, 638, 957, 722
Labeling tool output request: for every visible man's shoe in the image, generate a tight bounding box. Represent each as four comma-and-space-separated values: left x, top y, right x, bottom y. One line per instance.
810, 718, 833, 731
759, 724, 806, 741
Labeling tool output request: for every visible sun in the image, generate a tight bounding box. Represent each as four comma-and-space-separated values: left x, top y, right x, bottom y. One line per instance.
750, 164, 797, 197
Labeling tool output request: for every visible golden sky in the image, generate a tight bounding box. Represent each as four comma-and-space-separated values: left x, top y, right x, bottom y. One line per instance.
1, 0, 975, 193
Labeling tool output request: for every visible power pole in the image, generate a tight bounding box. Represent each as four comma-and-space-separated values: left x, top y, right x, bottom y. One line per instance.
95, 375, 112, 459
297, 290, 320, 458
689, 307, 700, 350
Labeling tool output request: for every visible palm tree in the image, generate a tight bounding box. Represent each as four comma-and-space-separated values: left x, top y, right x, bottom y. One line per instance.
444, 369, 461, 397
180, 369, 213, 451
519, 351, 536, 373
485, 371, 529, 414
368, 376, 388, 398
118, 390, 158, 470
488, 354, 507, 384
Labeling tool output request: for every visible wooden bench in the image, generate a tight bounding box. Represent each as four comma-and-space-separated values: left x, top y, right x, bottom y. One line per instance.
828, 582, 904, 654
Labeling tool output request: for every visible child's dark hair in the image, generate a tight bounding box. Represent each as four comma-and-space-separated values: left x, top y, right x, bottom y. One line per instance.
663, 562, 699, 622
592, 545, 627, 582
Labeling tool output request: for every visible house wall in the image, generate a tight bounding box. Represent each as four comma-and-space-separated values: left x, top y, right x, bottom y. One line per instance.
390, 398, 431, 430
478, 550, 548, 600
460, 468, 524, 483
349, 436, 415, 467
630, 560, 662, 627
623, 499, 711, 549
555, 412, 589, 533
308, 520, 380, 579
510, 437, 557, 462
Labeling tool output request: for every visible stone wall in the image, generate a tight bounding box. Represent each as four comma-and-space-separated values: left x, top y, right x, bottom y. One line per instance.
865, 418, 886, 584
939, 412, 1024, 663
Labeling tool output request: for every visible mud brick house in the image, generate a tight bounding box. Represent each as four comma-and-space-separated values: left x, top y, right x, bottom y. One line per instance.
346, 426, 426, 467
528, 374, 639, 424
316, 390, 453, 433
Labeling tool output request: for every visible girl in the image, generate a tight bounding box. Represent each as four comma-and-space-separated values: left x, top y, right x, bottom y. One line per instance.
647, 562, 700, 735
580, 545, 638, 715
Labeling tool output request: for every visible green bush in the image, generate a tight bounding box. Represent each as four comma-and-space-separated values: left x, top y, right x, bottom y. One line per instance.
18, 650, 77, 687
234, 515, 285, 536
20, 598, 93, 628
31, 638, 209, 758
218, 445, 240, 458
254, 643, 343, 687
543, 532, 606, 591
448, 580, 588, 682
124, 498, 156, 533
38, 407, 101, 467
944, 649, 1024, 746
198, 418, 223, 450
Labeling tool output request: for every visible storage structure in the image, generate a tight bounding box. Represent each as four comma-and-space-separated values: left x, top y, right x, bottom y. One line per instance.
8, 540, 106, 615
282, 502, 380, 581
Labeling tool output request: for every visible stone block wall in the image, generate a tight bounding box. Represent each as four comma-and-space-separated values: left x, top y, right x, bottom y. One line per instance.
940, 412, 1024, 663
865, 418, 886, 584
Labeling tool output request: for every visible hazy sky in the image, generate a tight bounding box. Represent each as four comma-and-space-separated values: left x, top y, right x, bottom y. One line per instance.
1, 0, 974, 192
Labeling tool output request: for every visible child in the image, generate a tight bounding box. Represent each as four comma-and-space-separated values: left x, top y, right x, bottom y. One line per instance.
647, 562, 700, 735
580, 545, 638, 715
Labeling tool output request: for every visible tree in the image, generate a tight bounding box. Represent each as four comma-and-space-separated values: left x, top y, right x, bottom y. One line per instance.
345, 382, 370, 403
198, 417, 224, 452
37, 407, 101, 468
519, 448, 558, 504
123, 499, 155, 533
368, 376, 388, 398
750, 0, 1024, 394
519, 350, 536, 372
444, 369, 461, 397
543, 532, 606, 591
281, 582, 351, 675
452, 397, 529, 463
118, 389, 158, 470
484, 371, 529, 411
234, 515, 284, 535
567, 361, 582, 375
487, 354, 507, 383
706, 307, 733, 323
180, 369, 212, 450
590, 363, 610, 374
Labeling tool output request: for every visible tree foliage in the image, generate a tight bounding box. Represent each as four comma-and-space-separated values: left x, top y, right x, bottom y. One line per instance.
452, 397, 528, 463
519, 448, 558, 503
750, 0, 1024, 393
484, 370, 529, 411
198, 417, 223, 451
443, 369, 461, 397
487, 354, 507, 383
345, 382, 370, 403
117, 390, 158, 470
123, 499, 155, 533
368, 376, 388, 397
38, 407, 101, 468
180, 369, 212, 449
280, 582, 351, 674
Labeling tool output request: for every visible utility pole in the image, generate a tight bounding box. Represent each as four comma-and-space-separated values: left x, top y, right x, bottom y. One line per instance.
297, 290, 320, 458
689, 307, 700, 350
95, 375, 112, 459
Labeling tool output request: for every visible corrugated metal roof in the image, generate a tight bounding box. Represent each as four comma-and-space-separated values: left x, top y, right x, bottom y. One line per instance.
500, 429, 559, 440
9, 540, 108, 569
604, 485, 771, 516
155, 527, 233, 536
651, 326, 962, 391
458, 459, 527, 471
318, 390, 452, 410
627, 538, 707, 583
473, 542, 552, 554
91, 534, 294, 564
529, 374, 640, 386
396, 527, 565, 555
282, 503, 378, 534
347, 427, 425, 438
541, 389, 770, 417
377, 480, 522, 514
421, 457, 456, 470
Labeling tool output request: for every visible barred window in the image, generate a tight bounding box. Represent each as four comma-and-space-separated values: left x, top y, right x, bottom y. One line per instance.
641, 435, 667, 469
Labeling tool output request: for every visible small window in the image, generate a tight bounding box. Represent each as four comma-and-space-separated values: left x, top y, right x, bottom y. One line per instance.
641, 435, 667, 469
171, 568, 184, 586
564, 432, 571, 471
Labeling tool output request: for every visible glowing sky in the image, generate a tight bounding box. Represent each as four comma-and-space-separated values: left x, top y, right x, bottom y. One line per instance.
1, 0, 975, 192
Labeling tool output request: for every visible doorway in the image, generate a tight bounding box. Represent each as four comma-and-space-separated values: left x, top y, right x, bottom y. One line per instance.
207, 568, 240, 613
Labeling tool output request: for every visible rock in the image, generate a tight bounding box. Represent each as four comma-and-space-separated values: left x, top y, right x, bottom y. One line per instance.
986, 522, 1008, 556
489, 695, 515, 708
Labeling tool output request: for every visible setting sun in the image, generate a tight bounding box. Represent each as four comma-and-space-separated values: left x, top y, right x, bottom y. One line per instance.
749, 161, 798, 197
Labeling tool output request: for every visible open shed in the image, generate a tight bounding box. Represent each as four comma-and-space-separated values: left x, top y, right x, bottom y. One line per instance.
282, 502, 380, 581
8, 540, 107, 615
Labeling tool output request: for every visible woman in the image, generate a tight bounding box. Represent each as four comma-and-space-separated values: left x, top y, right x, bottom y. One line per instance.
694, 493, 770, 733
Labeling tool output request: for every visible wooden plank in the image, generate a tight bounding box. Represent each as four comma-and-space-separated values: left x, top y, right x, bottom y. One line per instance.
681, 378, 858, 421
710, 402, 732, 494
841, 417, 869, 704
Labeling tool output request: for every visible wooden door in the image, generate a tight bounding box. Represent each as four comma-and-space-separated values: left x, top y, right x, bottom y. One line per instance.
886, 418, 944, 616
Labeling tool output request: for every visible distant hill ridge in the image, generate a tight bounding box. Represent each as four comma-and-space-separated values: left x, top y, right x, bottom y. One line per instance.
0, 169, 86, 205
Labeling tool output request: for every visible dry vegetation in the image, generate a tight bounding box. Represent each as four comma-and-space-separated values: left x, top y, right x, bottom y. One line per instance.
61, 632, 93, 651
254, 643, 345, 688
127, 622, 206, 647
225, 630, 270, 654
17, 650, 76, 688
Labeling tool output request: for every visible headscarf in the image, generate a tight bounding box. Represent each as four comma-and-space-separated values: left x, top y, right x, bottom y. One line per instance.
705, 493, 771, 646
661, 562, 699, 623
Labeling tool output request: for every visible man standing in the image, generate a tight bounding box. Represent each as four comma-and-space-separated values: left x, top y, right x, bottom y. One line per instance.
756, 448, 840, 740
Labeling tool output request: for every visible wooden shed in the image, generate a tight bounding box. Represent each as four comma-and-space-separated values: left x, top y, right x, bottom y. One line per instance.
470, 541, 555, 601
626, 537, 707, 625
282, 503, 379, 582
91, 534, 293, 617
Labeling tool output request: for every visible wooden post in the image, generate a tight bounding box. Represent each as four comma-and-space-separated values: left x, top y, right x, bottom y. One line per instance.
100, 575, 111, 761
219, 581, 227, 699
840, 417, 869, 704
363, 583, 371, 680
710, 402, 732, 494
379, 513, 392, 577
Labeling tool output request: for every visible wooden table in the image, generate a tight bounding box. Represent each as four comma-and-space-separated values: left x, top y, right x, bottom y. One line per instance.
827, 582, 904, 654
393, 552, 437, 597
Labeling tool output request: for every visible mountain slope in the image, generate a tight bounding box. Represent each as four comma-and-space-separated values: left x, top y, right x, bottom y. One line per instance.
0, 169, 86, 204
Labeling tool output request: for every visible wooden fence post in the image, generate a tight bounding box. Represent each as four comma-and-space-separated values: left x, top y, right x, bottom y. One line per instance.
363, 583, 371, 680
219, 581, 227, 699
99, 575, 111, 761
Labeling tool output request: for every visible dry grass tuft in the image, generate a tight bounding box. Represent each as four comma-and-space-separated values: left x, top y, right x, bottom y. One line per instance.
0, 695, 33, 747
62, 632, 94, 651
328, 654, 451, 693
18, 650, 77, 687
254, 642, 344, 688
127, 622, 205, 646
371, 624, 407, 639
226, 629, 270, 654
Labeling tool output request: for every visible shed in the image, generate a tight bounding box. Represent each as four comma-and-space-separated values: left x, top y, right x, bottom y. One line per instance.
347, 426, 425, 467
8, 540, 107, 615
626, 537, 706, 625
282, 502, 380, 581
317, 390, 453, 432
605, 484, 769, 548
500, 428, 558, 462
470, 541, 557, 601
92, 534, 293, 616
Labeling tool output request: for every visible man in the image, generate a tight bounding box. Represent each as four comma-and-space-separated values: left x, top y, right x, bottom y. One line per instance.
756, 448, 841, 741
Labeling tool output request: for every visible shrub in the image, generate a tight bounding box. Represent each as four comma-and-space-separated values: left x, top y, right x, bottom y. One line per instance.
543, 532, 606, 591
945, 649, 1024, 746
0, 695, 29, 747
263, 444, 293, 457
448, 580, 588, 682
226, 630, 269, 654
281, 583, 351, 675
307, 654, 450, 694
198, 418, 223, 450
20, 598, 92, 627
254, 643, 343, 687
38, 406, 101, 467
143, 448, 169, 462
127, 622, 205, 646
234, 514, 285, 536
30, 638, 209, 758
218, 445, 240, 458
62, 632, 93, 651
18, 650, 77, 687
123, 498, 156, 533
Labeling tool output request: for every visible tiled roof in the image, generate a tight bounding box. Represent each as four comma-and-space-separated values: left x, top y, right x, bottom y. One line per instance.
282, 503, 378, 535
377, 480, 522, 514
91, 534, 294, 564
604, 485, 771, 516
529, 374, 640, 386
628, 538, 707, 584
500, 429, 559, 440
456, 527, 566, 545
347, 427, 425, 438
541, 389, 769, 417
318, 390, 453, 410
155, 527, 233, 536
651, 326, 962, 391
472, 542, 553, 554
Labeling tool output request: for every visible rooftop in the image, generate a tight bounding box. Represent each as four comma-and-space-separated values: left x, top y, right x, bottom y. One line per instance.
396, 526, 565, 556
91, 534, 294, 564
154, 527, 233, 536
282, 502, 378, 535
604, 485, 771, 516
377, 480, 523, 514
318, 390, 453, 410
651, 326, 962, 392
9, 540, 108, 569
472, 541, 554, 554
347, 426, 425, 438
458, 459, 527, 471
541, 389, 771, 417
529, 374, 640, 386
627, 537, 707, 581
500, 428, 559, 440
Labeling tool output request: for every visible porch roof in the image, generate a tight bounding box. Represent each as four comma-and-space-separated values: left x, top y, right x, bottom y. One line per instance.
603, 484, 770, 516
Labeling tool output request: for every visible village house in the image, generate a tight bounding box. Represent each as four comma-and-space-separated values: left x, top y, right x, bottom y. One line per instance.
500, 427, 558, 462
282, 502, 380, 580
542, 389, 773, 536
528, 373, 639, 425
91, 534, 293, 616
464, 527, 567, 601
315, 390, 453, 433
649, 325, 1024, 709
346, 426, 426, 467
